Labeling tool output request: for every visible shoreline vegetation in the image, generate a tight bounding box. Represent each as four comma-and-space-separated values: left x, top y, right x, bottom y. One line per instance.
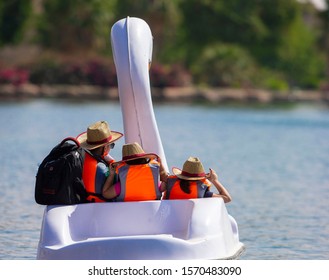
2, 2, 329, 108
1, 83, 328, 104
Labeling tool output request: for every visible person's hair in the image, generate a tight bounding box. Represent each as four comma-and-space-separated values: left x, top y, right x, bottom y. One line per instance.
127, 158, 150, 165
91, 146, 103, 156
179, 179, 191, 194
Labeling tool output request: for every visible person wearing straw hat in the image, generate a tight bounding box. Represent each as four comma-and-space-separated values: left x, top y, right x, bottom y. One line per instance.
163, 157, 231, 203
102, 142, 167, 202
76, 120, 123, 202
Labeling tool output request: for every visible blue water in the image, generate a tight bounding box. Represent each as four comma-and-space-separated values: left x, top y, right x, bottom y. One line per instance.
0, 99, 328, 260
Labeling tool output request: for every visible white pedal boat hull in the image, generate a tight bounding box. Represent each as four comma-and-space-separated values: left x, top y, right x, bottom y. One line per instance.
36, 17, 245, 260
37, 198, 244, 260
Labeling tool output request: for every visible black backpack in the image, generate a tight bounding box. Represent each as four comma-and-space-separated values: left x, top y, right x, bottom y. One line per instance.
35, 137, 87, 205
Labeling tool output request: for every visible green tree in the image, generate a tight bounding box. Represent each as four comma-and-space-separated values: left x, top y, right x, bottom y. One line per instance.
37, 0, 116, 52
178, 0, 300, 66
113, 0, 181, 63
178, 0, 324, 89
278, 11, 325, 88
0, 0, 32, 46
318, 0, 329, 79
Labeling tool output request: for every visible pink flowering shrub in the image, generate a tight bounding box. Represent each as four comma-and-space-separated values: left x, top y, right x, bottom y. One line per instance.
0, 68, 29, 86
0, 61, 190, 87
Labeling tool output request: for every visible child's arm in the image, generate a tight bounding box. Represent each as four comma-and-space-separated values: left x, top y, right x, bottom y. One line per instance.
102, 164, 118, 199
206, 168, 232, 203
157, 156, 169, 188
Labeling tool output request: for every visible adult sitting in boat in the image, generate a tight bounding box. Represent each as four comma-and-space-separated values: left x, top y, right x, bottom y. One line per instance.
102, 142, 167, 202
76, 120, 123, 202
162, 157, 232, 203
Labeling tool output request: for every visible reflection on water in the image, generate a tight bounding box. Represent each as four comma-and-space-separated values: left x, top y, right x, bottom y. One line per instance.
0, 100, 328, 259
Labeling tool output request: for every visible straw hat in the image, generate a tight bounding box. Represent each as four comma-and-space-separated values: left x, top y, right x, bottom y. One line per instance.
120, 142, 158, 162
172, 157, 206, 180
76, 121, 123, 150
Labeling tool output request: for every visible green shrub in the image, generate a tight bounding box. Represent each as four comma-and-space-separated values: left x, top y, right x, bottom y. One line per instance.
192, 43, 257, 87
253, 68, 289, 91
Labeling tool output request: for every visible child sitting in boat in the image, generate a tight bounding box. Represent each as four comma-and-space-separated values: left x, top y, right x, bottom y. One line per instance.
76, 120, 123, 202
162, 157, 232, 203
102, 142, 167, 201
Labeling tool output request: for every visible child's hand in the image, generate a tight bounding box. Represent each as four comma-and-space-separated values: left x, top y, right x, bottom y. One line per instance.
206, 168, 218, 182
110, 162, 118, 172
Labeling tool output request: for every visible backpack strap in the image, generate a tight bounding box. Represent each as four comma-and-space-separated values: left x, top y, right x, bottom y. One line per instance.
60, 137, 107, 164
62, 136, 108, 165
60, 137, 81, 147
83, 148, 108, 166
66, 136, 111, 202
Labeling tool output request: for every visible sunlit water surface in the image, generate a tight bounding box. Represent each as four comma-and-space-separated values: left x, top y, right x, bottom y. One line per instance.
0, 100, 328, 260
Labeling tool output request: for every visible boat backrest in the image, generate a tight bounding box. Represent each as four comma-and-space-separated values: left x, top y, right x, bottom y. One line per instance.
69, 200, 194, 240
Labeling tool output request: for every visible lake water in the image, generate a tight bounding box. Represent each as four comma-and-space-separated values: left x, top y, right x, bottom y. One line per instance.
0, 99, 328, 260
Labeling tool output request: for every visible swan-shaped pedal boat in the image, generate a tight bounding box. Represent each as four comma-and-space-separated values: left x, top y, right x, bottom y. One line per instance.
36, 17, 245, 260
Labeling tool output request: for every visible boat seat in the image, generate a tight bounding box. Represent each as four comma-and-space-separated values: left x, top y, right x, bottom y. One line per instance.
68, 200, 194, 241
38, 198, 244, 260
42, 198, 230, 244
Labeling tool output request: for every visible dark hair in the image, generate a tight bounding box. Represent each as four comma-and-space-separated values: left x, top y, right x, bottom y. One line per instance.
127, 158, 150, 165
91, 146, 103, 155
179, 179, 191, 194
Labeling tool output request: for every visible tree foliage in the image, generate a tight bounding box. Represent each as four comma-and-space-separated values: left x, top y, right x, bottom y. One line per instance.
36, 0, 116, 51
192, 43, 257, 87
178, 1, 300, 64
177, 0, 325, 88
0, 0, 327, 89
318, 0, 329, 78
0, 0, 32, 46
277, 12, 325, 88
113, 0, 182, 61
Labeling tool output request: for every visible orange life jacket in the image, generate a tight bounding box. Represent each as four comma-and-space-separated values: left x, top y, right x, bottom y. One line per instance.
115, 159, 161, 202
82, 152, 108, 202
164, 175, 211, 199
